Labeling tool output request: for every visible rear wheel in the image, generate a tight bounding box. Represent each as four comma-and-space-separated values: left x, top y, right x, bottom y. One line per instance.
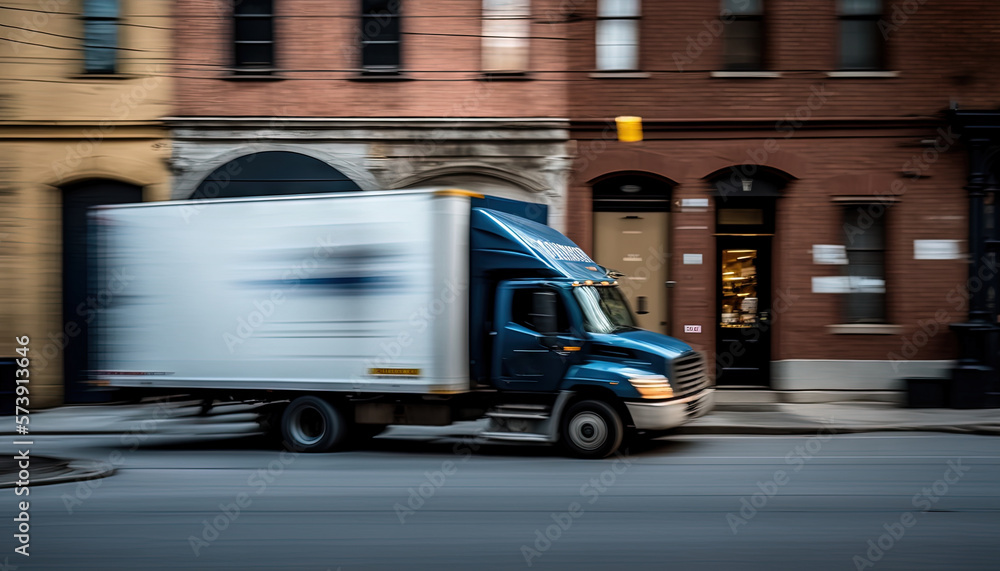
281, 396, 348, 452
560, 400, 624, 459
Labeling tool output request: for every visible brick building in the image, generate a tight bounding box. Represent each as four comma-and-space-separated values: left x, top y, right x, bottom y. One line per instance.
163, 0, 1000, 400
565, 0, 1000, 399
7, 0, 998, 406
169, 0, 574, 230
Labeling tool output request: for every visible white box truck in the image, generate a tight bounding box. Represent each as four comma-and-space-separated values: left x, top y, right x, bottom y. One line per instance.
92, 189, 713, 458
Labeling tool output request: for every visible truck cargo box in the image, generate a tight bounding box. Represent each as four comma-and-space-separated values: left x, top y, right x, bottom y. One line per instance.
93, 190, 471, 394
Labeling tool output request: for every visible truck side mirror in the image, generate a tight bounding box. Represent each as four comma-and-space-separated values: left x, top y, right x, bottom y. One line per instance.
532, 291, 559, 335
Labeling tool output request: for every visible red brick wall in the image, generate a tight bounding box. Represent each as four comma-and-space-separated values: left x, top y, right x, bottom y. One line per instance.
566, 0, 997, 368
174, 0, 568, 117
567, 0, 1000, 119
569, 126, 968, 365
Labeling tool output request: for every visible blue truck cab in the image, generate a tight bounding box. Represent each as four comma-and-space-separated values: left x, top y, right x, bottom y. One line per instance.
469, 197, 714, 457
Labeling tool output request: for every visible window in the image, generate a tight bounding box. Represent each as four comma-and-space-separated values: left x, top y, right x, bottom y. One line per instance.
482, 0, 531, 73
843, 205, 886, 323
361, 0, 402, 71
233, 0, 274, 71
838, 0, 884, 70
722, 0, 764, 71
83, 0, 119, 73
595, 0, 640, 71
511, 289, 570, 333
572, 286, 636, 334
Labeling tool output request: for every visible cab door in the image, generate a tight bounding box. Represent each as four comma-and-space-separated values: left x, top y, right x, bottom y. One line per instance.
492, 284, 584, 392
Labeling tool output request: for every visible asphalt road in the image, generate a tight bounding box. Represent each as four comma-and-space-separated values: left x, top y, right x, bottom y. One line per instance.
2, 431, 998, 571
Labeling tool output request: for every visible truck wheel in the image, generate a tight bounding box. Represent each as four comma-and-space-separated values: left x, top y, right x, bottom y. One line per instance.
281, 396, 347, 452
560, 400, 624, 459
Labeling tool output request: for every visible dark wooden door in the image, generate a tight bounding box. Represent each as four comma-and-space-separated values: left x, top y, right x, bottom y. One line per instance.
62, 180, 142, 403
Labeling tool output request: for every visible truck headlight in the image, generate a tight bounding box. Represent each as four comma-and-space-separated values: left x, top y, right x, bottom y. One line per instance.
628, 376, 674, 399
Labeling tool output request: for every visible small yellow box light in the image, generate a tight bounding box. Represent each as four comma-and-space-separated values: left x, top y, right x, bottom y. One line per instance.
615, 116, 643, 142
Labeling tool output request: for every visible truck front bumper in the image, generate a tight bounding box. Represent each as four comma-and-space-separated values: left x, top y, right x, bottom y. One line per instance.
625, 388, 715, 431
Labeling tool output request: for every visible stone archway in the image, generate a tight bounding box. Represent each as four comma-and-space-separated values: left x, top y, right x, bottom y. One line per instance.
191, 151, 361, 199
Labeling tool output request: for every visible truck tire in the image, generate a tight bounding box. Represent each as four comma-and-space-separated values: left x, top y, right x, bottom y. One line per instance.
560, 399, 624, 459
281, 396, 348, 452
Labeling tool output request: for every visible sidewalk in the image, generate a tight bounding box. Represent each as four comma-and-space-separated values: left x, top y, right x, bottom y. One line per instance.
681, 402, 1000, 436
3, 400, 999, 437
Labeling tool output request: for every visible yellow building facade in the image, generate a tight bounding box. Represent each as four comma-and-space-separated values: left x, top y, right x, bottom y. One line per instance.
1, 1, 172, 407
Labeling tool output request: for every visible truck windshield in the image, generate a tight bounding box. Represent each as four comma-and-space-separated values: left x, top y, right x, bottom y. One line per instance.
572, 286, 637, 334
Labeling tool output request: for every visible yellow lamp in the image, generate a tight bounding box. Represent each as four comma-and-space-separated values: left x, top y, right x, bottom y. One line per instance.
615, 116, 643, 142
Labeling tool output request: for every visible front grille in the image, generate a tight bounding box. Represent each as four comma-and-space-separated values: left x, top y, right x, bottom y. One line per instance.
685, 392, 711, 418
671, 352, 709, 397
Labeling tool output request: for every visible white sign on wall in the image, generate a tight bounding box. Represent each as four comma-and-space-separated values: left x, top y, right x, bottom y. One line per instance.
683, 253, 703, 265
914, 240, 961, 260
813, 245, 848, 265
681, 198, 709, 208
684, 325, 702, 333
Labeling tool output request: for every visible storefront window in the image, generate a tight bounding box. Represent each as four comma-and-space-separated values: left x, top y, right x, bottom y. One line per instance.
720, 249, 758, 328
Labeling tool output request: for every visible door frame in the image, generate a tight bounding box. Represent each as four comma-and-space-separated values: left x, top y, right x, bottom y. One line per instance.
715, 235, 774, 388
590, 172, 674, 335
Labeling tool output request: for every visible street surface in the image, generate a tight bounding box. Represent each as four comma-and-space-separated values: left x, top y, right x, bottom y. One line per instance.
2, 431, 998, 570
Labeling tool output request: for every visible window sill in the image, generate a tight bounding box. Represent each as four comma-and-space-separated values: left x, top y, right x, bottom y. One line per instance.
70, 73, 140, 80
221, 69, 286, 81
480, 72, 533, 81
710, 71, 782, 78
827, 324, 903, 335
826, 71, 899, 78
349, 71, 412, 82
830, 195, 902, 203
588, 71, 651, 79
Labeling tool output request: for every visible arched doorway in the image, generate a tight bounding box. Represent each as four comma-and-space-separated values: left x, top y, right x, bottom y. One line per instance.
591, 172, 674, 335
191, 151, 361, 199
62, 179, 143, 403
